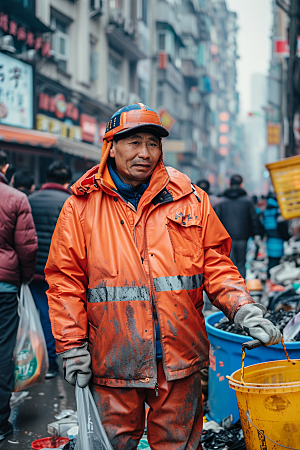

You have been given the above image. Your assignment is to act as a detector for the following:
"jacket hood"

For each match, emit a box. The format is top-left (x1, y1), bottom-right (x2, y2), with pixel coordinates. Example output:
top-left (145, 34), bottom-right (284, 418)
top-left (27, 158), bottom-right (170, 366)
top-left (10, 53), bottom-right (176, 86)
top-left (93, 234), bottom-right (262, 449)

top-left (71, 140), bottom-right (193, 202)
top-left (223, 187), bottom-right (247, 199)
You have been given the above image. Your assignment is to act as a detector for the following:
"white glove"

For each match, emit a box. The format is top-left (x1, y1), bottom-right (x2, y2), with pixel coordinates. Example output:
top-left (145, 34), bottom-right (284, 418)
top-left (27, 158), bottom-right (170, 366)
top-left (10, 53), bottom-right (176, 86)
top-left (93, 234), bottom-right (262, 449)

top-left (234, 303), bottom-right (282, 346)
top-left (61, 344), bottom-right (92, 388)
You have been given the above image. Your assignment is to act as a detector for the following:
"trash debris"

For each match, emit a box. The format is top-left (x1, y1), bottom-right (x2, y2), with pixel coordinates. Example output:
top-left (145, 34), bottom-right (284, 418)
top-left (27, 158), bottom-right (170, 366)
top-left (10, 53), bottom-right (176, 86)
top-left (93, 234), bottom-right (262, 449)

top-left (54, 410), bottom-right (75, 420)
top-left (67, 426), bottom-right (78, 440)
top-left (62, 438), bottom-right (76, 450)
top-left (137, 437), bottom-right (151, 449)
top-left (31, 436), bottom-right (69, 449)
top-left (202, 420), bottom-right (223, 433)
top-left (215, 310), bottom-right (297, 337)
top-left (48, 414), bottom-right (78, 437)
top-left (283, 310), bottom-right (300, 341)
top-left (201, 420), bottom-right (245, 450)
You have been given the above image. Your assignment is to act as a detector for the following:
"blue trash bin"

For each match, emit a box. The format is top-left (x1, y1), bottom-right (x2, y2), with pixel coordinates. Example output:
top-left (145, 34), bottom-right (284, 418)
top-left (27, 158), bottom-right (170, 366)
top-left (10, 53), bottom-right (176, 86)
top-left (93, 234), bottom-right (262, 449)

top-left (205, 311), bottom-right (300, 424)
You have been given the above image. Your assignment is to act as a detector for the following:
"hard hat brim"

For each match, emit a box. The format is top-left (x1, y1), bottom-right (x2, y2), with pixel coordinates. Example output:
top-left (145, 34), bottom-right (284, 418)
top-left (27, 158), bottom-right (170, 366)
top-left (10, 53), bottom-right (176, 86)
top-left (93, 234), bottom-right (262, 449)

top-left (114, 124), bottom-right (169, 139)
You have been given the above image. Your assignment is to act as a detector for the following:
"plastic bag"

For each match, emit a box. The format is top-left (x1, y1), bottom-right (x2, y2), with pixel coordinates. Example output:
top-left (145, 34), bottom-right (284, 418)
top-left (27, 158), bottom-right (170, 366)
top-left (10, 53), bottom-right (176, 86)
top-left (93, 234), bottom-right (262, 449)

top-left (74, 384), bottom-right (113, 450)
top-left (283, 311), bottom-right (300, 341)
top-left (13, 284), bottom-right (48, 392)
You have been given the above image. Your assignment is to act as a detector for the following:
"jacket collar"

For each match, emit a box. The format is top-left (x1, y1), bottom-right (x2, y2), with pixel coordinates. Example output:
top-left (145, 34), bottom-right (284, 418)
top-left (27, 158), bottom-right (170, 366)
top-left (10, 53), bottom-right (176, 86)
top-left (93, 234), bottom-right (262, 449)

top-left (40, 182), bottom-right (71, 194)
top-left (0, 172), bottom-right (8, 185)
top-left (71, 148), bottom-right (193, 204)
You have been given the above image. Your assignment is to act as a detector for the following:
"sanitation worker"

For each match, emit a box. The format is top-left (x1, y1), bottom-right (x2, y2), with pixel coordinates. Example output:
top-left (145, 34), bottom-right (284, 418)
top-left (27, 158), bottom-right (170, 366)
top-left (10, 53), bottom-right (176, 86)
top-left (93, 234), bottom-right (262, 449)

top-left (45, 104), bottom-right (281, 450)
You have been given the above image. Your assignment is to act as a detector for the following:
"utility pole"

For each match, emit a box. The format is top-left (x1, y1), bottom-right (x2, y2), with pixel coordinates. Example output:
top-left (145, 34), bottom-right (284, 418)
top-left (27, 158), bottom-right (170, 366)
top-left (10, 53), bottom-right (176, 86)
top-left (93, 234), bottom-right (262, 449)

top-left (286, 0), bottom-right (298, 157)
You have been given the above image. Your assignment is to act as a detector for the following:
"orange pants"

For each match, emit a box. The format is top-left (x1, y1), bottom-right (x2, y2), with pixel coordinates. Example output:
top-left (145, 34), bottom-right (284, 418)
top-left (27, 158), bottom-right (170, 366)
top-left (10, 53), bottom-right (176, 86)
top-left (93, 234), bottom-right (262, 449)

top-left (91, 362), bottom-right (203, 450)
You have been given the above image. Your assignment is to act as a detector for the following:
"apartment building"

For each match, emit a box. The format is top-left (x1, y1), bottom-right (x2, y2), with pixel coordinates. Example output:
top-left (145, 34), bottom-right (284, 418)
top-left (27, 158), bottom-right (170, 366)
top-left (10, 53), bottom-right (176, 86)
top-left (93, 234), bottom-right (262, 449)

top-left (0, 0), bottom-right (240, 188)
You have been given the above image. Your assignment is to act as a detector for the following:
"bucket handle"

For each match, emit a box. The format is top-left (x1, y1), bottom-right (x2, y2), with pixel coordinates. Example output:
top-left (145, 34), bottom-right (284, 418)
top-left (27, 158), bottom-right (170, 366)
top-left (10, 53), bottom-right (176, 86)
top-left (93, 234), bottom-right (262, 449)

top-left (246, 408), bottom-right (300, 450)
top-left (241, 338), bottom-right (294, 383)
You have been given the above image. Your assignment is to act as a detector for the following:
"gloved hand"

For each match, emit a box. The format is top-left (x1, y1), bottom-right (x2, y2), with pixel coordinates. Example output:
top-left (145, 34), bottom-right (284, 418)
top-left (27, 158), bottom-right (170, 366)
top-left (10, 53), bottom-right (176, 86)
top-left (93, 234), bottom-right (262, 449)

top-left (61, 344), bottom-right (92, 388)
top-left (234, 303), bottom-right (282, 346)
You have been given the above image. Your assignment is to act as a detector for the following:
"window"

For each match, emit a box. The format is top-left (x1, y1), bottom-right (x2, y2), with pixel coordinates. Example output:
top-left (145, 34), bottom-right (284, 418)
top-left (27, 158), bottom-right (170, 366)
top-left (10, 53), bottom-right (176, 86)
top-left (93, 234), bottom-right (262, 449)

top-left (142, 0), bottom-right (147, 25)
top-left (139, 79), bottom-right (149, 105)
top-left (109, 0), bottom-right (122, 9)
top-left (90, 42), bottom-right (99, 81)
top-left (158, 32), bottom-right (166, 51)
top-left (51, 16), bottom-right (69, 72)
top-left (108, 51), bottom-right (122, 89)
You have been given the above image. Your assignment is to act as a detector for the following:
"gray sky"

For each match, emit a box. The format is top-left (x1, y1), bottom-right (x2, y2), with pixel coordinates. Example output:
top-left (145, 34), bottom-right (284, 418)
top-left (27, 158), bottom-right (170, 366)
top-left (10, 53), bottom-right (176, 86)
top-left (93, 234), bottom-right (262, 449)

top-left (226, 0), bottom-right (273, 117)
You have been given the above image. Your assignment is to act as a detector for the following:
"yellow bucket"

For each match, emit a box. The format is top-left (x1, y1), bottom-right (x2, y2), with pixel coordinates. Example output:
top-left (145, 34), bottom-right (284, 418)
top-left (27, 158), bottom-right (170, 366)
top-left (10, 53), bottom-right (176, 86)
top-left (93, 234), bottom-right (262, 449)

top-left (228, 359), bottom-right (300, 450)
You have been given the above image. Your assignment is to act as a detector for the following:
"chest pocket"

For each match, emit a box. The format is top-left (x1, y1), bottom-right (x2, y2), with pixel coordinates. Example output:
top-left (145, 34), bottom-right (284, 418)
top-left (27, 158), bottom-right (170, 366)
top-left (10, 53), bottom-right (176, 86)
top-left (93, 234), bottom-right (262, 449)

top-left (166, 204), bottom-right (202, 258)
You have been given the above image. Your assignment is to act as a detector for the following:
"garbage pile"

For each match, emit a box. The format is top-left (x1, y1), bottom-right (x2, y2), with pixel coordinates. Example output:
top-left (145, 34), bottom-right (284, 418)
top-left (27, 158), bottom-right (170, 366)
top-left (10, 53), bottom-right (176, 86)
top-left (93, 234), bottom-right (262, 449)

top-left (215, 310), bottom-right (299, 339)
top-left (201, 420), bottom-right (246, 450)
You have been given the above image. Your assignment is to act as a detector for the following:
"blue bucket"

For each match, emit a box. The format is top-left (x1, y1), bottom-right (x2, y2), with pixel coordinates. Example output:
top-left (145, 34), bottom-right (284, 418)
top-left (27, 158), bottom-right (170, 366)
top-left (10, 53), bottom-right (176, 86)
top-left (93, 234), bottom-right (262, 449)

top-left (205, 311), bottom-right (300, 424)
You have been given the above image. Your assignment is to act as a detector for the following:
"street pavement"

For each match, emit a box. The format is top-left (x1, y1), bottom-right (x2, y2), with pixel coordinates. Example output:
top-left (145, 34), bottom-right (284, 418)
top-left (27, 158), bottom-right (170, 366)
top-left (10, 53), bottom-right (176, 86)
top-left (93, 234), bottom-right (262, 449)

top-left (0, 361), bottom-right (76, 450)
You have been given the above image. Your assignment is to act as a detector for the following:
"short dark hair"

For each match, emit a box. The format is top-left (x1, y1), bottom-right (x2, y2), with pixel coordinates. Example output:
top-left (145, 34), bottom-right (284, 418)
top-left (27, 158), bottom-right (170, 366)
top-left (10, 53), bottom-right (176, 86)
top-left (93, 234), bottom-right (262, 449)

top-left (230, 174), bottom-right (243, 187)
top-left (46, 161), bottom-right (72, 185)
top-left (13, 170), bottom-right (35, 190)
top-left (196, 179), bottom-right (210, 193)
top-left (0, 150), bottom-right (8, 169)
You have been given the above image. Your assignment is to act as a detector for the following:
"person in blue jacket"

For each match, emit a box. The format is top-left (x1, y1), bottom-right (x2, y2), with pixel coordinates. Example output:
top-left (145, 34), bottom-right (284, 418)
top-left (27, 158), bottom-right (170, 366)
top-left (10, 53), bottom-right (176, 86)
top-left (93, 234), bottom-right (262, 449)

top-left (262, 194), bottom-right (285, 277)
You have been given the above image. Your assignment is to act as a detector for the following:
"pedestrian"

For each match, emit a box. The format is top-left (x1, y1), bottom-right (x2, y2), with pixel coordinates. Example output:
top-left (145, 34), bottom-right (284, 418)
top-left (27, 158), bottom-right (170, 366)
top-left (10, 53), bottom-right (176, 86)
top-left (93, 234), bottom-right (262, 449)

top-left (262, 193), bottom-right (290, 278)
top-left (29, 161), bottom-right (72, 379)
top-left (11, 169), bottom-right (35, 195)
top-left (195, 178), bottom-right (221, 208)
top-left (214, 174), bottom-right (259, 278)
top-left (45, 104), bottom-right (281, 450)
top-left (0, 150), bottom-right (38, 442)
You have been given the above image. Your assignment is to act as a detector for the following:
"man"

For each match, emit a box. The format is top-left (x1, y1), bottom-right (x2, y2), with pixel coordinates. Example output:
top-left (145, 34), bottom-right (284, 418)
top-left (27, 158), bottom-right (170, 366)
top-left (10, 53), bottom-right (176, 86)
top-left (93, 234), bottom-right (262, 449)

top-left (196, 179), bottom-right (221, 208)
top-left (29, 161), bottom-right (72, 378)
top-left (11, 169), bottom-right (35, 195)
top-left (0, 150), bottom-right (37, 441)
top-left (215, 174), bottom-right (259, 278)
top-left (45, 104), bottom-right (281, 450)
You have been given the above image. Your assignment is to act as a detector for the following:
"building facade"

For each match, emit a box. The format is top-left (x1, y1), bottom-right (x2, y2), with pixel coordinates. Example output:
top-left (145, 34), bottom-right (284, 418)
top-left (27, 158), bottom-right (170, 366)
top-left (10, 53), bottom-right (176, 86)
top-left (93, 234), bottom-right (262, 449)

top-left (0, 0), bottom-right (241, 189)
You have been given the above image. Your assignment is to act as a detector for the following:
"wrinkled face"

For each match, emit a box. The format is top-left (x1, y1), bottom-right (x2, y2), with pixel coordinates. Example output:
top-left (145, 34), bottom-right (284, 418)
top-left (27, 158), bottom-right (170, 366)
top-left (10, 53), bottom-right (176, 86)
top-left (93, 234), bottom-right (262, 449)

top-left (110, 132), bottom-right (162, 187)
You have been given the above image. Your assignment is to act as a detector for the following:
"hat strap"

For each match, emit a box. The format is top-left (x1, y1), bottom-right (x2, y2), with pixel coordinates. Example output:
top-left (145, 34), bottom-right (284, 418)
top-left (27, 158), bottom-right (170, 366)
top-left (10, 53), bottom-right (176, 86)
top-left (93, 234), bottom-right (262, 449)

top-left (96, 139), bottom-right (112, 179)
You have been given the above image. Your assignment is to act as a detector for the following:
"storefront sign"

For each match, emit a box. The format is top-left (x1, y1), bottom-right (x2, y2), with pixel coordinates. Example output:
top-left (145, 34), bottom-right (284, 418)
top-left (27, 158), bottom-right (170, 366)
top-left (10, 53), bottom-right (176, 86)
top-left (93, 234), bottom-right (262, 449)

top-left (38, 93), bottom-right (79, 121)
top-left (0, 52), bottom-right (33, 128)
top-left (80, 114), bottom-right (97, 143)
top-left (267, 122), bottom-right (280, 146)
top-left (0, 11), bottom-right (51, 57)
top-left (36, 113), bottom-right (82, 141)
top-left (158, 108), bottom-right (175, 132)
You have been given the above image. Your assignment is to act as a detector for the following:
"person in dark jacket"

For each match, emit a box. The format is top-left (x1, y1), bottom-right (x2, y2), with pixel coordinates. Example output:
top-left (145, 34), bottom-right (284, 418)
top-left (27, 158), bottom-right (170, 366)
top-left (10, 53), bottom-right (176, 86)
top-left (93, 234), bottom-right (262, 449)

top-left (215, 174), bottom-right (259, 278)
top-left (29, 161), bottom-right (72, 378)
top-left (11, 169), bottom-right (35, 196)
top-left (0, 150), bottom-right (37, 442)
top-left (196, 179), bottom-right (221, 208)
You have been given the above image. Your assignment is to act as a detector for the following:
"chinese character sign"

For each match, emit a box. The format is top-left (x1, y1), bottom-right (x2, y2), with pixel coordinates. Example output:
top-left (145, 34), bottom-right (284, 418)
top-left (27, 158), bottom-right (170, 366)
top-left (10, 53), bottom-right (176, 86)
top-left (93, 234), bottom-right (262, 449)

top-left (0, 52), bottom-right (33, 129)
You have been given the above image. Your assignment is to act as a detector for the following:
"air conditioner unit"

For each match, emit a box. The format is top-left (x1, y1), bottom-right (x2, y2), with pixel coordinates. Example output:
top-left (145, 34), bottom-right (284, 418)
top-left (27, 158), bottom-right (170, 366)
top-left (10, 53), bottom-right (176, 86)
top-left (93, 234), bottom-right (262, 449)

top-left (123, 18), bottom-right (135, 37)
top-left (90, 0), bottom-right (103, 18)
top-left (114, 85), bottom-right (127, 105)
top-left (128, 92), bottom-right (140, 105)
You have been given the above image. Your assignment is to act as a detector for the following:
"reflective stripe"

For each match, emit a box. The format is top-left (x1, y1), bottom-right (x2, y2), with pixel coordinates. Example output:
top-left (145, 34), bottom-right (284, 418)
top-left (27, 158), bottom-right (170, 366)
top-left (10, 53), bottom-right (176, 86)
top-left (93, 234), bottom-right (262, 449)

top-left (153, 273), bottom-right (203, 292)
top-left (87, 286), bottom-right (150, 303)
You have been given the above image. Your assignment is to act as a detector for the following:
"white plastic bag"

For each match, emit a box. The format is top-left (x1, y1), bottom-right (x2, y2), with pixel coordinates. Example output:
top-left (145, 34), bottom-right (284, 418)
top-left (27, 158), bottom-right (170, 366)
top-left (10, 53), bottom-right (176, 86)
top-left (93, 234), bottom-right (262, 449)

top-left (74, 384), bottom-right (114, 450)
top-left (13, 284), bottom-right (49, 391)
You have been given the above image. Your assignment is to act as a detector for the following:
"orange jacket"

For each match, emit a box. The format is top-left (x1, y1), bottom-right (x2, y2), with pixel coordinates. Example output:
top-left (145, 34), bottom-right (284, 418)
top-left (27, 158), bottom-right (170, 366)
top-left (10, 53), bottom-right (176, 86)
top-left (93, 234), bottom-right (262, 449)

top-left (45, 155), bottom-right (253, 388)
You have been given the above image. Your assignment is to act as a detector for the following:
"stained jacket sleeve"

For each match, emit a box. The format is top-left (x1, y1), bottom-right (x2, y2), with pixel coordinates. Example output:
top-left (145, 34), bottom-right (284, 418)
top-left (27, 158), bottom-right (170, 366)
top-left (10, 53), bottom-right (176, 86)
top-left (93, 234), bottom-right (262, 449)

top-left (200, 191), bottom-right (254, 321)
top-left (15, 195), bottom-right (38, 283)
top-left (45, 197), bottom-right (88, 353)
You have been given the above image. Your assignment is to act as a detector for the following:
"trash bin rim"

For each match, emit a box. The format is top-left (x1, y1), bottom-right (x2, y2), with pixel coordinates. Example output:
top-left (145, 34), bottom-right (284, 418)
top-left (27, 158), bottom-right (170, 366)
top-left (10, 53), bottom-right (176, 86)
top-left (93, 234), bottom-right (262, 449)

top-left (205, 311), bottom-right (300, 349)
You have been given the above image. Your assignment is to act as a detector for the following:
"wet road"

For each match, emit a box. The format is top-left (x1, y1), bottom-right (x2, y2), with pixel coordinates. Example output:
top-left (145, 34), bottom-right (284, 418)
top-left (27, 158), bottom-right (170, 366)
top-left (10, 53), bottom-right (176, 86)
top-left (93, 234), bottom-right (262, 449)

top-left (0, 361), bottom-right (76, 450)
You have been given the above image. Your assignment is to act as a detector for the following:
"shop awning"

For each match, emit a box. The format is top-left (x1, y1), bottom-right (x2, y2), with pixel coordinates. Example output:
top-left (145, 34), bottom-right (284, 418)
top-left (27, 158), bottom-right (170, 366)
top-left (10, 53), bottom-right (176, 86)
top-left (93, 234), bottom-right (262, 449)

top-left (56, 137), bottom-right (100, 162)
top-left (0, 124), bottom-right (57, 148)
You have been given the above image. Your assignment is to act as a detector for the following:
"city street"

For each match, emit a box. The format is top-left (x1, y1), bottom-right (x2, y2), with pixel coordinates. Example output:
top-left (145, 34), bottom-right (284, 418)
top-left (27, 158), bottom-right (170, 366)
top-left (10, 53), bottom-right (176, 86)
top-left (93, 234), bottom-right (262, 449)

top-left (0, 362), bottom-right (76, 449)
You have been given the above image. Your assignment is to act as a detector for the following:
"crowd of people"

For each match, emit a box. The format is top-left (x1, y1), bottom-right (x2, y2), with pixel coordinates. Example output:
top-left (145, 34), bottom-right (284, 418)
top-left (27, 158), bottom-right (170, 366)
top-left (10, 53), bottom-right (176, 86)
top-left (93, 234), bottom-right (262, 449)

top-left (0, 150), bottom-right (72, 441)
top-left (0, 102), bottom-right (283, 448)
